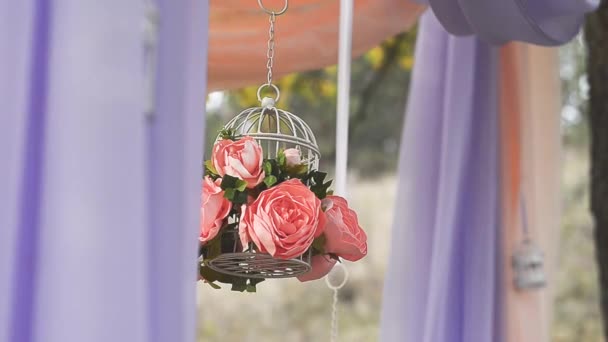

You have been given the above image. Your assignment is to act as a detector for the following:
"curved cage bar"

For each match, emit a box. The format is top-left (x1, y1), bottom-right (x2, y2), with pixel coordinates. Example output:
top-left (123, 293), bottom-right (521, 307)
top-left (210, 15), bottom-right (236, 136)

top-left (216, 106), bottom-right (321, 171)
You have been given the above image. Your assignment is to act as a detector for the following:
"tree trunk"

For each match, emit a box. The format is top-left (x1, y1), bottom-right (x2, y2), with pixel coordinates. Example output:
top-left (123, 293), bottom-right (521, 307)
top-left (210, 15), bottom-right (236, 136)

top-left (585, 2), bottom-right (608, 340)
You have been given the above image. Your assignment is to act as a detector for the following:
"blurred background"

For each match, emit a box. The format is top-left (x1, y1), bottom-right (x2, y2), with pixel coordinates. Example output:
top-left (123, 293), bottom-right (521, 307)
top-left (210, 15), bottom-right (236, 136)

top-left (197, 31), bottom-right (603, 341)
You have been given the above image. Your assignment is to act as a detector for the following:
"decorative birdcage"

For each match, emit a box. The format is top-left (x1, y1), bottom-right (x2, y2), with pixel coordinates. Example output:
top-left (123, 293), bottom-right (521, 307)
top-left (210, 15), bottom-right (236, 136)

top-left (512, 239), bottom-right (547, 290)
top-left (204, 89), bottom-right (321, 279)
top-left (200, 0), bottom-right (327, 283)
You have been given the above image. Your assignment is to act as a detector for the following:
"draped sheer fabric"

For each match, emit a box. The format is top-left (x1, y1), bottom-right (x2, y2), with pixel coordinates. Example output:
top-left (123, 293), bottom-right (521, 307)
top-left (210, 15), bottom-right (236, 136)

top-left (379, 13), bottom-right (501, 342)
top-left (0, 1), bottom-right (208, 341)
top-left (379, 0), bottom-right (592, 340)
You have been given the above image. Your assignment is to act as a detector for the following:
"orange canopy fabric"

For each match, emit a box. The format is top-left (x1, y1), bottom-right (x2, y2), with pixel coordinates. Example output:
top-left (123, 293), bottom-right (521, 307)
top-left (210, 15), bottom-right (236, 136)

top-left (208, 1), bottom-right (426, 90)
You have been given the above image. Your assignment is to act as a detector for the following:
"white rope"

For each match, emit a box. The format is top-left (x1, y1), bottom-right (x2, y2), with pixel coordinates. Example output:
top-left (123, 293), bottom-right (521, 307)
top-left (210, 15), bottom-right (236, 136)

top-left (330, 287), bottom-right (339, 342)
top-left (334, 0), bottom-right (353, 197)
top-left (325, 263), bottom-right (349, 342)
top-left (328, 2), bottom-right (353, 340)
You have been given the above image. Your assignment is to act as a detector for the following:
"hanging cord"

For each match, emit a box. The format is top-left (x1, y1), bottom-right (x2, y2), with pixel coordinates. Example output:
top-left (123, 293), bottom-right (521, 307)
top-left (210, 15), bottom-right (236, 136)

top-left (334, 0), bottom-right (354, 196)
top-left (325, 263), bottom-right (349, 342)
top-left (328, 1), bottom-right (354, 341)
top-left (519, 190), bottom-right (530, 240)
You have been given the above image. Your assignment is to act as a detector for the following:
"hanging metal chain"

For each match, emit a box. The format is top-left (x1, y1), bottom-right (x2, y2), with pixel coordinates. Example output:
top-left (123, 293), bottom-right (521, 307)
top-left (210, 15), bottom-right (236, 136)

top-left (256, 0), bottom-right (288, 104)
top-left (266, 13), bottom-right (276, 86)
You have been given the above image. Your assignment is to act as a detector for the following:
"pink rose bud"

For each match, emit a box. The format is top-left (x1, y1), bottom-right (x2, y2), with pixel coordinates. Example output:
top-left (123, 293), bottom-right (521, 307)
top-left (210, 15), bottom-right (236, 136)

top-left (297, 255), bottom-right (337, 282)
top-left (323, 195), bottom-right (367, 262)
top-left (283, 148), bottom-right (302, 166)
top-left (212, 136), bottom-right (265, 188)
top-left (200, 176), bottom-right (232, 243)
top-left (239, 179), bottom-right (326, 259)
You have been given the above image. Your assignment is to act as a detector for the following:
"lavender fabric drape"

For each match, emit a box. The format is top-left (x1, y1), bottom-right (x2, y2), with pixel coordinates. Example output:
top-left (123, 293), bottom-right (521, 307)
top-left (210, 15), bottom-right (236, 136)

top-left (379, 12), bottom-right (500, 342)
top-left (380, 0), bottom-right (596, 340)
top-left (0, 1), bottom-right (208, 341)
top-left (425, 0), bottom-right (598, 45)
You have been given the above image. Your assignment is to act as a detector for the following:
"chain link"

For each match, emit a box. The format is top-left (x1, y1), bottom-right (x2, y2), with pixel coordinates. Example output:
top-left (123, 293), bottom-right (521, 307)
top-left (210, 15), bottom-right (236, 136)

top-left (265, 12), bottom-right (276, 86)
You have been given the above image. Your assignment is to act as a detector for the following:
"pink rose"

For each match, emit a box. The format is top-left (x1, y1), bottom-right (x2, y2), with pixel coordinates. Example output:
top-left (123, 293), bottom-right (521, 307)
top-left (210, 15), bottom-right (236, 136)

top-left (200, 176), bottom-right (232, 243)
top-left (323, 195), bottom-right (367, 261)
top-left (297, 255), bottom-right (336, 282)
top-left (239, 179), bottom-right (326, 259)
top-left (283, 148), bottom-right (302, 166)
top-left (212, 136), bottom-right (265, 188)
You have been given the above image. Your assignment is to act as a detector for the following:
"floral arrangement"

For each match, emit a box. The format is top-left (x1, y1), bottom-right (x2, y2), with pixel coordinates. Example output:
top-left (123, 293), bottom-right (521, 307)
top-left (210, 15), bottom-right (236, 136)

top-left (199, 130), bottom-right (367, 291)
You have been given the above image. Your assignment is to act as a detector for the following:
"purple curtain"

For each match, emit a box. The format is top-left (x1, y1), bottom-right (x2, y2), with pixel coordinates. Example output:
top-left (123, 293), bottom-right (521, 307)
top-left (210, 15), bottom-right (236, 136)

top-left (379, 12), bottom-right (500, 342)
top-left (0, 1), bottom-right (208, 341)
top-left (380, 1), bottom-right (595, 340)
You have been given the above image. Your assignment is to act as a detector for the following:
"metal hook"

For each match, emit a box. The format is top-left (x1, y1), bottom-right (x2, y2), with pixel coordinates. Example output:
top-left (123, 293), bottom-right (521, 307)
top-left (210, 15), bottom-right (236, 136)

top-left (257, 0), bottom-right (288, 15)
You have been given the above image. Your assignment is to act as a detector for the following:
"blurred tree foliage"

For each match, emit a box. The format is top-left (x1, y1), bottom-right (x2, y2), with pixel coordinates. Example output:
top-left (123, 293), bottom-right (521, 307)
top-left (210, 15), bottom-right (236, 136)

top-left (206, 29), bottom-right (417, 176)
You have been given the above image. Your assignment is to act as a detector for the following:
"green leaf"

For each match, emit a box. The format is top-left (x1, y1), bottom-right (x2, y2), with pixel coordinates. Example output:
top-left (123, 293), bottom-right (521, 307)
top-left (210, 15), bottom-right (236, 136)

top-left (263, 160), bottom-right (273, 175)
top-left (277, 151), bottom-right (286, 168)
top-left (204, 160), bottom-right (218, 175)
top-left (220, 175), bottom-right (239, 189)
top-left (249, 278), bottom-right (265, 287)
top-left (223, 188), bottom-right (236, 201)
top-left (264, 175), bottom-right (277, 187)
top-left (231, 282), bottom-right (248, 292)
top-left (218, 128), bottom-right (238, 140)
top-left (206, 281), bottom-right (221, 290)
top-left (235, 179), bottom-right (248, 192)
top-left (285, 164), bottom-right (308, 176)
top-left (233, 191), bottom-right (249, 204)
top-left (326, 190), bottom-right (334, 196)
top-left (246, 285), bottom-right (257, 293)
top-left (203, 234), bottom-right (223, 261)
top-left (313, 172), bottom-right (327, 185)
top-left (312, 234), bottom-right (327, 254)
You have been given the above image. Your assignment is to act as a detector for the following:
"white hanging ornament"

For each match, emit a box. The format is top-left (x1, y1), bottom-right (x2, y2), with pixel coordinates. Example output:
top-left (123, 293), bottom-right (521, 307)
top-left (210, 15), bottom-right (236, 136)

top-left (511, 195), bottom-right (547, 290)
top-left (512, 238), bottom-right (547, 290)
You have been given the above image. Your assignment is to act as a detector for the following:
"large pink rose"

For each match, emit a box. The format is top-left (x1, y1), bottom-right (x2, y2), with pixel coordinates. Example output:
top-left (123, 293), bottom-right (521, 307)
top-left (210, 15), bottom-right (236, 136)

top-left (212, 136), bottom-right (265, 188)
top-left (200, 176), bottom-right (232, 243)
top-left (297, 255), bottom-right (336, 282)
top-left (323, 195), bottom-right (367, 261)
top-left (239, 179), bottom-right (326, 259)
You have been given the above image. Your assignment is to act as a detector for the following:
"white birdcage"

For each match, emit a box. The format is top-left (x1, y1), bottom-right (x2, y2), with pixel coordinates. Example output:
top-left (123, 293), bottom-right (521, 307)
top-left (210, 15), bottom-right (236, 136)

top-left (512, 239), bottom-right (547, 290)
top-left (205, 94), bottom-right (320, 279)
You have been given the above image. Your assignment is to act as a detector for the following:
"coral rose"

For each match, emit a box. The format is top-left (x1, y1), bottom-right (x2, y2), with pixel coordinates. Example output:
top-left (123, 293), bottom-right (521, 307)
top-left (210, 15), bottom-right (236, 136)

top-left (239, 179), bottom-right (326, 259)
top-left (323, 195), bottom-right (367, 261)
top-left (200, 176), bottom-right (232, 243)
top-left (212, 136), bottom-right (265, 188)
top-left (297, 255), bottom-right (337, 282)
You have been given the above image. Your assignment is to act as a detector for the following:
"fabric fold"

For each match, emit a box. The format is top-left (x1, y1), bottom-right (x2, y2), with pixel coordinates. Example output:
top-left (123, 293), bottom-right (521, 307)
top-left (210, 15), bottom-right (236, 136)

top-left (426, 0), bottom-right (598, 45)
